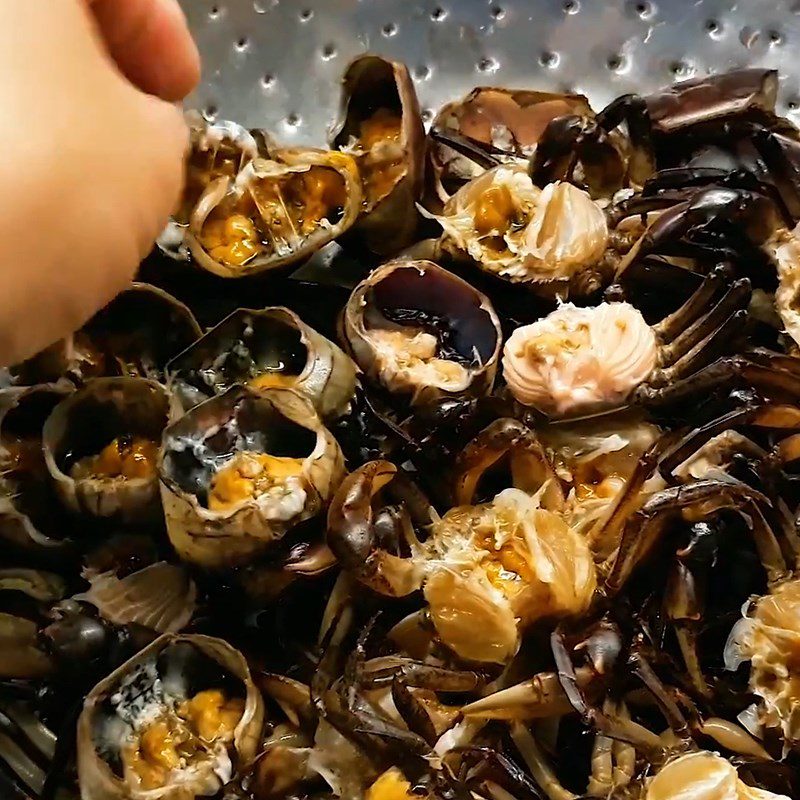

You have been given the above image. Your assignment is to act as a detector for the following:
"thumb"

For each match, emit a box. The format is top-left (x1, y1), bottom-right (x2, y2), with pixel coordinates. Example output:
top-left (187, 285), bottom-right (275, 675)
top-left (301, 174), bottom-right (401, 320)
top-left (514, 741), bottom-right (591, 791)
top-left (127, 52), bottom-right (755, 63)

top-left (126, 93), bottom-right (190, 258)
top-left (88, 0), bottom-right (201, 102)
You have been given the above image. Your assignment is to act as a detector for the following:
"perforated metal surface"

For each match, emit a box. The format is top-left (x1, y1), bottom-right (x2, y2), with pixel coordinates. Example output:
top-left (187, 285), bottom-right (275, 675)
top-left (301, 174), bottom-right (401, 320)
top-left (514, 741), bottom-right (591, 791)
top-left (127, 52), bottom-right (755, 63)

top-left (180, 0), bottom-right (800, 144)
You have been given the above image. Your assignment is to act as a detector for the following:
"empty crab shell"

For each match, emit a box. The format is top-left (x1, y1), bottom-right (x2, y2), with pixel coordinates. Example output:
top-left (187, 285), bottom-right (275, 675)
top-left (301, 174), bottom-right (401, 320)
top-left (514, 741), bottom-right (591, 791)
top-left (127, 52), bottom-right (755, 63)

top-left (42, 378), bottom-right (171, 522)
top-left (428, 87), bottom-right (593, 208)
top-left (158, 386), bottom-right (344, 569)
top-left (331, 54), bottom-right (425, 254)
top-left (188, 148), bottom-right (362, 277)
top-left (342, 259), bottom-right (501, 405)
top-left (83, 283), bottom-right (202, 381)
top-left (433, 165), bottom-right (609, 292)
top-left (77, 633), bottom-right (264, 800)
top-left (166, 307), bottom-right (356, 419)
top-left (159, 112), bottom-right (265, 260)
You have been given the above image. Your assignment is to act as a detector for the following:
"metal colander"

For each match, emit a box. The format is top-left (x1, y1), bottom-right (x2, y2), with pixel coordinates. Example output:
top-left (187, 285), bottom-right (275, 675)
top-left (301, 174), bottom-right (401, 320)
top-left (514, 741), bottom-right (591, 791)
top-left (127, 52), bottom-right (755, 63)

top-left (180, 0), bottom-right (800, 143)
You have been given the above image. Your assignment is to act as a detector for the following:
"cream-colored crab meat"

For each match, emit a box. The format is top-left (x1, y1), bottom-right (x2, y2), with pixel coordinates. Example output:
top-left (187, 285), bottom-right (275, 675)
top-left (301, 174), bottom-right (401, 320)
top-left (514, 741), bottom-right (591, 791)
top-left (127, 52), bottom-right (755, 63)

top-left (437, 168), bottom-right (608, 284)
top-left (725, 577), bottom-right (800, 746)
top-left (503, 302), bottom-right (658, 417)
top-left (645, 751), bottom-right (789, 800)
top-left (769, 224), bottom-right (800, 348)
top-left (423, 488), bottom-right (596, 663)
top-left (363, 328), bottom-right (471, 396)
top-left (207, 452), bottom-right (308, 521)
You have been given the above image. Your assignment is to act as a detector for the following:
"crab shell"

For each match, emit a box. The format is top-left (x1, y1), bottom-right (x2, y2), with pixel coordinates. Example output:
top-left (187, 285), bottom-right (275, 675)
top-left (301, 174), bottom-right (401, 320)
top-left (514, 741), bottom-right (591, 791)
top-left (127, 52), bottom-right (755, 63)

top-left (77, 561), bottom-right (197, 634)
top-left (166, 306), bottom-right (356, 419)
top-left (0, 384), bottom-right (76, 559)
top-left (77, 633), bottom-right (265, 800)
top-left (42, 378), bottom-right (171, 523)
top-left (188, 148), bottom-right (362, 278)
top-left (158, 112), bottom-right (266, 260)
top-left (5, 335), bottom-right (104, 388)
top-left (644, 68), bottom-right (778, 135)
top-left (158, 386), bottom-right (345, 569)
top-left (427, 87), bottom-right (594, 209)
top-left (331, 55), bottom-right (425, 255)
top-left (342, 259), bottom-right (502, 406)
top-left (84, 283), bottom-right (202, 382)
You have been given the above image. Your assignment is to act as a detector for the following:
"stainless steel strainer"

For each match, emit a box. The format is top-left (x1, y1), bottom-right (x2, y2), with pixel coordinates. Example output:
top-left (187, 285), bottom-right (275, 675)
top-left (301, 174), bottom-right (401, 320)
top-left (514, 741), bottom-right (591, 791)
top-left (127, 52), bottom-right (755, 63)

top-left (179, 0), bottom-right (800, 144)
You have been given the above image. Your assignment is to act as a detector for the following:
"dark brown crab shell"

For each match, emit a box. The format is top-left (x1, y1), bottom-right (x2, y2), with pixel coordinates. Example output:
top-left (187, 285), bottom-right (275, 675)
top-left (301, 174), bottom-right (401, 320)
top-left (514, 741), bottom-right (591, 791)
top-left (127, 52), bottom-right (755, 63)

top-left (158, 386), bottom-right (345, 569)
top-left (426, 87), bottom-right (594, 210)
top-left (330, 55), bottom-right (425, 255)
top-left (2, 284), bottom-right (200, 387)
top-left (0, 384), bottom-right (75, 559)
top-left (165, 306), bottom-right (356, 419)
top-left (82, 282), bottom-right (202, 382)
top-left (42, 378), bottom-right (171, 523)
top-left (188, 148), bottom-right (362, 278)
top-left (342, 259), bottom-right (502, 406)
top-left (2, 336), bottom-right (104, 388)
top-left (77, 633), bottom-right (265, 800)
top-left (644, 68), bottom-right (778, 135)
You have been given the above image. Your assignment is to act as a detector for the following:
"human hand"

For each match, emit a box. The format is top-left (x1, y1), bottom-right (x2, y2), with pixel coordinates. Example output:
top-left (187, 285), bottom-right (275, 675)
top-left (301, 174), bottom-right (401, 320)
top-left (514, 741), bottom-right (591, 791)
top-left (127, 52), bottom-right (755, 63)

top-left (0, 0), bottom-right (200, 366)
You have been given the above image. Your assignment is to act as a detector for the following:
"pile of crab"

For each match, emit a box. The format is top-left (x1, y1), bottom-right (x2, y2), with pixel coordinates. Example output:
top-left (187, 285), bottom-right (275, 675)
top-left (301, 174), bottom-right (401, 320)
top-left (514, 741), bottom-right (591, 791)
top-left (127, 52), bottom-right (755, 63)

top-left (4, 59), bottom-right (800, 800)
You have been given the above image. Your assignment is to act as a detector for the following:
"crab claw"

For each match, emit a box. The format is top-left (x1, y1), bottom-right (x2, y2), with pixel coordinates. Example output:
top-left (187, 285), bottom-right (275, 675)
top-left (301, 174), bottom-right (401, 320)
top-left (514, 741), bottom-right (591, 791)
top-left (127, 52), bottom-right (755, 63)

top-left (326, 461), bottom-right (424, 597)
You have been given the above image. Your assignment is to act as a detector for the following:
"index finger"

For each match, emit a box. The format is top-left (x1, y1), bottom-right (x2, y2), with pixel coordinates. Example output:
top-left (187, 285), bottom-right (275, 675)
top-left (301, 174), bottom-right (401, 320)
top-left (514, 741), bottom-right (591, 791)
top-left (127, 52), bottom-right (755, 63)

top-left (88, 0), bottom-right (200, 102)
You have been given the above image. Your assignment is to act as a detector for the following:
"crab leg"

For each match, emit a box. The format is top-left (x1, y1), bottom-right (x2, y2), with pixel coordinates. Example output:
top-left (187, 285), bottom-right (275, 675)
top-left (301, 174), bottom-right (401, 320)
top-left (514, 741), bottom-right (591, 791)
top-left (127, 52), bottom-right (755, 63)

top-left (457, 747), bottom-right (547, 800)
top-left (650, 308), bottom-right (747, 387)
top-left (587, 700), bottom-right (635, 797)
top-left (651, 262), bottom-right (731, 340)
top-left (658, 278), bottom-right (751, 365)
top-left (550, 631), bottom-right (664, 754)
top-left (621, 256), bottom-right (705, 297)
top-left (605, 480), bottom-right (787, 594)
top-left (391, 677), bottom-right (438, 746)
top-left (509, 722), bottom-right (578, 800)
top-left (637, 356), bottom-right (800, 407)
top-left (642, 167), bottom-right (738, 195)
top-left (607, 191), bottom-right (688, 226)
top-left (698, 717), bottom-right (772, 760)
top-left (630, 653), bottom-right (691, 743)
top-left (665, 562), bottom-right (710, 697)
top-left (658, 407), bottom-right (767, 481)
top-left (428, 128), bottom-right (506, 170)
top-left (361, 662), bottom-right (483, 692)
top-left (588, 445), bottom-right (661, 561)
top-left (587, 729), bottom-right (613, 797)
top-left (595, 93), bottom-right (655, 185)
top-left (461, 667), bottom-right (600, 721)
